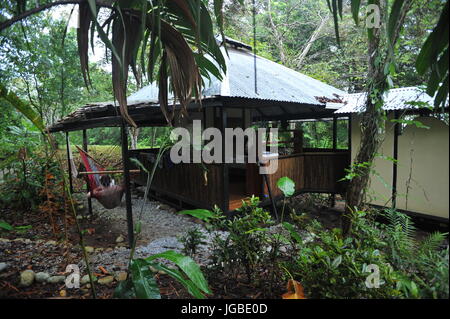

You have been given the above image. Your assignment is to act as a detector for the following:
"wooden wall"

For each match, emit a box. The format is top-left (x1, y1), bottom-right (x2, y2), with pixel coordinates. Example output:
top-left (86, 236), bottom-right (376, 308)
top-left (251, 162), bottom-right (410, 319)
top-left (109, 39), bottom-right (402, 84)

top-left (264, 152), bottom-right (350, 197)
top-left (131, 150), bottom-right (224, 210)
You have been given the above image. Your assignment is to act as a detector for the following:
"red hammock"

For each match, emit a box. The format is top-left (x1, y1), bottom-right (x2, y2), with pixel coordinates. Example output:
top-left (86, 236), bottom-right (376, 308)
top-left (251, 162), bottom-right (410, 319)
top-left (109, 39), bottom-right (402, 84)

top-left (76, 146), bottom-right (124, 209)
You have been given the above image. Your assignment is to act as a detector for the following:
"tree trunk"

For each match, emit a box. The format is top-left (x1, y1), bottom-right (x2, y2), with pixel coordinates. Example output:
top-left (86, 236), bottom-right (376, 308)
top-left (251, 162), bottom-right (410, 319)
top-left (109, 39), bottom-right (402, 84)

top-left (343, 0), bottom-right (413, 234)
top-left (129, 127), bottom-right (140, 150)
top-left (296, 14), bottom-right (329, 69)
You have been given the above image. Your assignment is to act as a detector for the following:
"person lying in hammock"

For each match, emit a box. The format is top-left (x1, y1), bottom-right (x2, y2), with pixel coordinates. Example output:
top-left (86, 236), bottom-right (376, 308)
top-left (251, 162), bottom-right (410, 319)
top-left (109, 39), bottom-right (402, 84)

top-left (88, 175), bottom-right (125, 209)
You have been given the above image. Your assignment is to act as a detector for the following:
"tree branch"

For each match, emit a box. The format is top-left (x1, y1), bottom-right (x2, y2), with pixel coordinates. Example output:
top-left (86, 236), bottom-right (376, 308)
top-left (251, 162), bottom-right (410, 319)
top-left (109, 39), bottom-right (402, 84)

top-left (0, 0), bottom-right (114, 32)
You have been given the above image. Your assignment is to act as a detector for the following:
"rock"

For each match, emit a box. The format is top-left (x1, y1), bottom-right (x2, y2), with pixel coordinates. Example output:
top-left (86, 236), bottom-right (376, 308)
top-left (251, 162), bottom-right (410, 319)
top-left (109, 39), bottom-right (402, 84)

top-left (46, 240), bottom-right (58, 246)
top-left (0, 262), bottom-right (8, 272)
top-left (0, 238), bottom-right (10, 243)
top-left (98, 276), bottom-right (114, 285)
top-left (80, 274), bottom-right (97, 285)
top-left (59, 290), bottom-right (67, 297)
top-left (35, 272), bottom-right (50, 283)
top-left (19, 270), bottom-right (35, 287)
top-left (47, 275), bottom-right (66, 284)
top-left (84, 246), bottom-right (94, 253)
top-left (114, 271), bottom-right (127, 282)
top-left (157, 204), bottom-right (171, 211)
top-left (115, 235), bottom-right (125, 243)
top-left (95, 248), bottom-right (104, 253)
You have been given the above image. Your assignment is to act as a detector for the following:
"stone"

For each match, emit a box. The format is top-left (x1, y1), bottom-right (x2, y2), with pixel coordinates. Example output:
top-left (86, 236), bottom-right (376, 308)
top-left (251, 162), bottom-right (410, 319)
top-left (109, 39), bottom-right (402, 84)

top-left (95, 248), bottom-right (104, 253)
top-left (80, 274), bottom-right (97, 285)
top-left (47, 275), bottom-right (66, 284)
top-left (0, 238), bottom-right (10, 243)
top-left (157, 204), bottom-right (171, 211)
top-left (114, 271), bottom-right (127, 282)
top-left (0, 262), bottom-right (8, 272)
top-left (35, 272), bottom-right (50, 283)
top-left (115, 235), bottom-right (124, 243)
top-left (46, 240), bottom-right (58, 246)
top-left (19, 270), bottom-right (35, 287)
top-left (98, 275), bottom-right (114, 285)
top-left (84, 246), bottom-right (94, 253)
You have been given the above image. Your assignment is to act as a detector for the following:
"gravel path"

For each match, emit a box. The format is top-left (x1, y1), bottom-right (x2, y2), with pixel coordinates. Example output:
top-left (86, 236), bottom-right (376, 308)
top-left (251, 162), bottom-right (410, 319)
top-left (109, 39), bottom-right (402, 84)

top-left (75, 194), bottom-right (228, 273)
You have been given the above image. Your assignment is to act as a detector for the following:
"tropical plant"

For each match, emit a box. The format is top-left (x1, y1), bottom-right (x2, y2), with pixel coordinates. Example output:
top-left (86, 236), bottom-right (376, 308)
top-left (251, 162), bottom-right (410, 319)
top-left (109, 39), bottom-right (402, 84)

top-left (114, 221), bottom-right (211, 299)
top-left (0, 0), bottom-right (236, 127)
top-left (179, 227), bottom-right (207, 257)
top-left (276, 176), bottom-right (295, 222)
top-left (282, 207), bottom-right (448, 299)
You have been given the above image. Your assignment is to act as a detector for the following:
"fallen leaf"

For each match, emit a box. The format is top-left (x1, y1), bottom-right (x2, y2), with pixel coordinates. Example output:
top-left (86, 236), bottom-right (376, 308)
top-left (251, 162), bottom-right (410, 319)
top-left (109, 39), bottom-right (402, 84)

top-left (282, 279), bottom-right (306, 299)
top-left (99, 266), bottom-right (109, 274)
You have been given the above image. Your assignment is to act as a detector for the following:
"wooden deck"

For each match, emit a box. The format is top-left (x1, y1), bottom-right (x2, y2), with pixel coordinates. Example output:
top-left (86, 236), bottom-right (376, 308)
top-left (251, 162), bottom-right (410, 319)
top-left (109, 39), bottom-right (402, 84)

top-left (229, 181), bottom-right (248, 210)
top-left (130, 149), bottom-right (350, 213)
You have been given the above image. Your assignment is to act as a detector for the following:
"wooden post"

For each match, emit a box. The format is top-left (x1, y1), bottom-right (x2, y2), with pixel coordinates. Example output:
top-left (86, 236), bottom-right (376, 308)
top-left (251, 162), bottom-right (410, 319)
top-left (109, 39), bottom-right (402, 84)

top-left (392, 111), bottom-right (400, 208)
top-left (82, 130), bottom-right (93, 217)
top-left (348, 115), bottom-right (352, 152)
top-left (293, 130), bottom-right (303, 154)
top-left (121, 122), bottom-right (134, 247)
top-left (332, 116), bottom-right (338, 151)
top-left (221, 108), bottom-right (229, 212)
top-left (65, 132), bottom-right (73, 194)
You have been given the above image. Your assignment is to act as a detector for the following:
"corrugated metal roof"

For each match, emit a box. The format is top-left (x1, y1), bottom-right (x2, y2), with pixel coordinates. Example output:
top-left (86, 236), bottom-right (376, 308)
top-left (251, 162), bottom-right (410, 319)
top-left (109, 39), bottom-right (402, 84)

top-left (128, 44), bottom-right (345, 106)
top-left (334, 87), bottom-right (445, 114)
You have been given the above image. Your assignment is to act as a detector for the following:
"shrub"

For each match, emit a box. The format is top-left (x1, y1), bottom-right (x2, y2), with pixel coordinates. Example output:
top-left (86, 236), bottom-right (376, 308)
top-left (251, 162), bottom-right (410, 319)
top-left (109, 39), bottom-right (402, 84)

top-left (282, 208), bottom-right (449, 299)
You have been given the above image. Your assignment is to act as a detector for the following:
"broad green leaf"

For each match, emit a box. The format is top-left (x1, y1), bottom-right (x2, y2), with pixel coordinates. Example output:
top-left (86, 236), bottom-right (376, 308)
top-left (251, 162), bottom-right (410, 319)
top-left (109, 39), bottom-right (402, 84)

top-left (130, 259), bottom-right (161, 299)
top-left (0, 221), bottom-right (14, 231)
top-left (178, 209), bottom-right (215, 221)
top-left (277, 177), bottom-right (295, 197)
top-left (0, 84), bottom-right (44, 131)
top-left (282, 222), bottom-right (302, 244)
top-left (351, 0), bottom-right (361, 25)
top-left (146, 261), bottom-right (206, 299)
top-left (144, 250), bottom-right (211, 295)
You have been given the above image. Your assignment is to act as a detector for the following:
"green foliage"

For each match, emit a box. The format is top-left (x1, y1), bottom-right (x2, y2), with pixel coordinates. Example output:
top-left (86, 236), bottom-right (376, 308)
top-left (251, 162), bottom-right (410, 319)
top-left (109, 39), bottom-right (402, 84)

top-left (114, 250), bottom-right (211, 299)
top-left (208, 196), bottom-right (275, 283)
top-left (179, 228), bottom-right (207, 257)
top-left (282, 208), bottom-right (448, 299)
top-left (277, 177), bottom-right (295, 197)
top-left (0, 220), bottom-right (32, 233)
top-left (179, 209), bottom-right (217, 222)
top-left (0, 220), bottom-right (14, 231)
top-left (0, 152), bottom-right (61, 210)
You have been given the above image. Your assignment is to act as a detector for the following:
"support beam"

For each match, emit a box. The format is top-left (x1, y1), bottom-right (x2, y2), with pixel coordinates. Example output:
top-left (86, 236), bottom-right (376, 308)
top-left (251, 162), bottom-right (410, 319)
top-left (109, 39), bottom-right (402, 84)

top-left (65, 132), bottom-right (73, 194)
top-left (221, 108), bottom-right (229, 212)
top-left (82, 130), bottom-right (93, 217)
top-left (121, 122), bottom-right (134, 247)
top-left (392, 111), bottom-right (400, 207)
top-left (332, 116), bottom-right (338, 151)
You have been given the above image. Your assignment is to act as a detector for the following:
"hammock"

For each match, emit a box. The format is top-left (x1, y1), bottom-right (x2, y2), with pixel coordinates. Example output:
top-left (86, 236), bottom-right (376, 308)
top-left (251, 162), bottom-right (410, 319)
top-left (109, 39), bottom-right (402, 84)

top-left (76, 146), bottom-right (124, 209)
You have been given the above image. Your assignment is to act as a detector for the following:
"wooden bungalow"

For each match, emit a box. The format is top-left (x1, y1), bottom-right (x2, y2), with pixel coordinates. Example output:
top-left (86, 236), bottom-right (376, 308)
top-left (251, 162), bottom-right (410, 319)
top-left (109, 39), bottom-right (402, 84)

top-left (48, 38), bottom-right (351, 244)
top-left (333, 87), bottom-right (449, 225)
